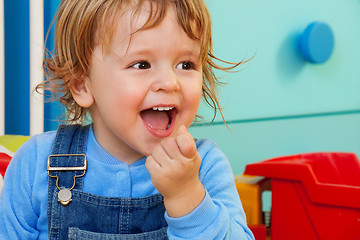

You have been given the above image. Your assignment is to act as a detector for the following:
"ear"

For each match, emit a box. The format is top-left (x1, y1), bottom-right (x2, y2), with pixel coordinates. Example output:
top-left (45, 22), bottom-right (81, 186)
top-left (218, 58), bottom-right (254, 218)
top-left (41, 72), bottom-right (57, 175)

top-left (70, 77), bottom-right (94, 108)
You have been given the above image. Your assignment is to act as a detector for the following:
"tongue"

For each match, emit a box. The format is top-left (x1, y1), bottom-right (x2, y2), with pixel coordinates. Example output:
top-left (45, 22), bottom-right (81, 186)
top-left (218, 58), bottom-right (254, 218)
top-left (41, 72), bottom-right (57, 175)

top-left (141, 109), bottom-right (170, 130)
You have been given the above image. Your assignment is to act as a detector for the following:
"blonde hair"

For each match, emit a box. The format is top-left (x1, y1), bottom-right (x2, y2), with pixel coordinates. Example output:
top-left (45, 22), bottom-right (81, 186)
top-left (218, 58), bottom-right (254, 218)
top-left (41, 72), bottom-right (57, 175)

top-left (38, 0), bottom-right (245, 124)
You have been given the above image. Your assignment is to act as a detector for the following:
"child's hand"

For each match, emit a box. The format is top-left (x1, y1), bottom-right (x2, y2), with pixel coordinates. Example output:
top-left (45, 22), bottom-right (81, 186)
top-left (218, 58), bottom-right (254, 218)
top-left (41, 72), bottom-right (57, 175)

top-left (146, 125), bottom-right (205, 218)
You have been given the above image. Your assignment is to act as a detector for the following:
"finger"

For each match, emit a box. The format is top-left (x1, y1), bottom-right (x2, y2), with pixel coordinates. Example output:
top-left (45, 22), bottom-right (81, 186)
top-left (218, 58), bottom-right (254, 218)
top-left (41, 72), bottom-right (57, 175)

top-left (145, 155), bottom-right (161, 173)
top-left (176, 126), bottom-right (197, 158)
top-left (178, 125), bottom-right (187, 135)
top-left (161, 137), bottom-right (181, 160)
top-left (151, 143), bottom-right (171, 166)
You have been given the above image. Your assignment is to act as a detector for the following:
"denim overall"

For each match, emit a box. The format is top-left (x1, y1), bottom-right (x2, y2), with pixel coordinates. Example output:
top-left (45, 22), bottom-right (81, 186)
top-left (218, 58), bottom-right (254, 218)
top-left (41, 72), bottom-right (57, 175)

top-left (47, 125), bottom-right (168, 240)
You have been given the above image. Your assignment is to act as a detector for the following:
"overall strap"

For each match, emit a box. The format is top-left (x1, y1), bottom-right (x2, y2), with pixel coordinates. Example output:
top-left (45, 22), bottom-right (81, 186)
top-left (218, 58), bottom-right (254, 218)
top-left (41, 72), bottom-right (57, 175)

top-left (47, 124), bottom-right (90, 239)
top-left (48, 124), bottom-right (89, 190)
top-left (51, 124), bottom-right (89, 155)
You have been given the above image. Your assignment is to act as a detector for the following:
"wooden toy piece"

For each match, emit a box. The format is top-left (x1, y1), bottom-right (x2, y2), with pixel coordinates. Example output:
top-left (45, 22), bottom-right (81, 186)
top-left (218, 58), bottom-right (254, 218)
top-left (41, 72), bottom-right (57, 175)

top-left (235, 174), bottom-right (271, 240)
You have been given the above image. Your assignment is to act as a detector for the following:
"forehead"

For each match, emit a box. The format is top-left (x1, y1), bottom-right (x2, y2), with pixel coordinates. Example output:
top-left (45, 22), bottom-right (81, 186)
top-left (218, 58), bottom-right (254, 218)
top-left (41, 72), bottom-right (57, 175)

top-left (109, 5), bottom-right (201, 57)
top-left (96, 1), bottom-right (204, 54)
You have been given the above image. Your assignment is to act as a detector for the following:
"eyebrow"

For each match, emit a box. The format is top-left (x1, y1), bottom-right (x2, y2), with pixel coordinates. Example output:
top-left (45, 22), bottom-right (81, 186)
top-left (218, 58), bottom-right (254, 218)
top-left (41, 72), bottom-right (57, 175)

top-left (124, 48), bottom-right (201, 59)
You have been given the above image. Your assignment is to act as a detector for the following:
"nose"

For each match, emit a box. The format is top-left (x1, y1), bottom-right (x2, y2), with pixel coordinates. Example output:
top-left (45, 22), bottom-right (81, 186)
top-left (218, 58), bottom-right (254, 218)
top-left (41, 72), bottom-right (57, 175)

top-left (151, 67), bottom-right (180, 92)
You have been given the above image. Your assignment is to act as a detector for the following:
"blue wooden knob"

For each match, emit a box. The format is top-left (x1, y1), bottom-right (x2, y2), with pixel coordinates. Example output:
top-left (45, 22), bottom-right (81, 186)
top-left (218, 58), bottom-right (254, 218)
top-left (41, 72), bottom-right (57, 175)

top-left (299, 22), bottom-right (334, 64)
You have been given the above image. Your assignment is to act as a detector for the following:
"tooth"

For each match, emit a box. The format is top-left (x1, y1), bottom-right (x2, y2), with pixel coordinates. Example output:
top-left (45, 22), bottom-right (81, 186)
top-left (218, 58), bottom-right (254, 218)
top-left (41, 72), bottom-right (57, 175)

top-left (152, 106), bottom-right (174, 111)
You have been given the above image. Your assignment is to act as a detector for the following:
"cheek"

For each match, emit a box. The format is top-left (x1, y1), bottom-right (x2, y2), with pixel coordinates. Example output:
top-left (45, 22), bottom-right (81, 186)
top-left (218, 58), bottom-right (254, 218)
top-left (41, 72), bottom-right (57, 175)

top-left (193, 79), bottom-right (203, 105)
top-left (104, 81), bottom-right (144, 106)
top-left (191, 89), bottom-right (202, 109)
top-left (184, 82), bottom-right (203, 116)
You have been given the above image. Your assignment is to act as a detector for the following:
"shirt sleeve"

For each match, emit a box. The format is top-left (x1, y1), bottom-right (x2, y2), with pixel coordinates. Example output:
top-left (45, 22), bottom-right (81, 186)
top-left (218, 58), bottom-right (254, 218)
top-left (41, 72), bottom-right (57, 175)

top-left (0, 136), bottom-right (40, 239)
top-left (165, 139), bottom-right (254, 240)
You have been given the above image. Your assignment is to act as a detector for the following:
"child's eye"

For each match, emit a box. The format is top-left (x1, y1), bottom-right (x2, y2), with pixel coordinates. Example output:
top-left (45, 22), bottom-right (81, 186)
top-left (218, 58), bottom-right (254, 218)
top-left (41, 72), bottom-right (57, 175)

top-left (176, 61), bottom-right (195, 70)
top-left (130, 61), bottom-right (151, 69)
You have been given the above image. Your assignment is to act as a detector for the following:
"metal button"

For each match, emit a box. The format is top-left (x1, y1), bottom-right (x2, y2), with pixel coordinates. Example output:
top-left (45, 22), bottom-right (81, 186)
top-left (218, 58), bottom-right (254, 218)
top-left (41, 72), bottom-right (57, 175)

top-left (58, 188), bottom-right (72, 206)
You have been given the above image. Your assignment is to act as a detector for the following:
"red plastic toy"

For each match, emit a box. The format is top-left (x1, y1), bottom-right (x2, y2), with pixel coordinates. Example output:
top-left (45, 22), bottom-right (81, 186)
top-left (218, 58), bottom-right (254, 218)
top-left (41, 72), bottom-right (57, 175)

top-left (248, 225), bottom-right (267, 240)
top-left (0, 152), bottom-right (12, 177)
top-left (244, 152), bottom-right (360, 240)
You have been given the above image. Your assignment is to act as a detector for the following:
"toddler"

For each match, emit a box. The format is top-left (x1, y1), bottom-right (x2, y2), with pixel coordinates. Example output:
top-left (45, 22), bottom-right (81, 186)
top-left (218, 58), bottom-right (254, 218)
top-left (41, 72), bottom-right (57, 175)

top-left (0, 0), bottom-right (254, 239)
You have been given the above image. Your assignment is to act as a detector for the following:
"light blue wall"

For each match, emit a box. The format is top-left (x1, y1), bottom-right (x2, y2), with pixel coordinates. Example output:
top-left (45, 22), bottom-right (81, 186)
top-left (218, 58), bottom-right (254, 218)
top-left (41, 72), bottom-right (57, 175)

top-left (190, 113), bottom-right (360, 174)
top-left (200, 0), bottom-right (360, 122)
top-left (189, 0), bottom-right (360, 174)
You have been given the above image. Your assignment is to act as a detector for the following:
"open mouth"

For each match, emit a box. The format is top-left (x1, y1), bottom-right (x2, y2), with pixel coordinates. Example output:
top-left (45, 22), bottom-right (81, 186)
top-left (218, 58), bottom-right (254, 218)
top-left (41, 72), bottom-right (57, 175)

top-left (140, 106), bottom-right (177, 137)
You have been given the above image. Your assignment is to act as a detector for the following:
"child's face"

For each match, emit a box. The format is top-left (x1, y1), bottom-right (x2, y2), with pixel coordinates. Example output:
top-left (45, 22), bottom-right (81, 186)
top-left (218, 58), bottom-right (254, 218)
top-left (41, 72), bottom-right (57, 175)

top-left (81, 5), bottom-right (203, 163)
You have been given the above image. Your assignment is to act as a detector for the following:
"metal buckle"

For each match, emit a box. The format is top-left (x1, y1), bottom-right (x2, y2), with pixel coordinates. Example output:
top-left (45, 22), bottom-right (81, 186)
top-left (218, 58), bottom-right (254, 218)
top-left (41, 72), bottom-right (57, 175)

top-left (47, 154), bottom-right (87, 172)
top-left (47, 154), bottom-right (87, 206)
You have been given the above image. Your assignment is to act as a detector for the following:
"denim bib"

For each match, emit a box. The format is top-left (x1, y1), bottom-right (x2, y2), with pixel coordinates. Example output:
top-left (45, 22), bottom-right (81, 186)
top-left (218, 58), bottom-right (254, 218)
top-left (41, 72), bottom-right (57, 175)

top-left (47, 125), bottom-right (168, 240)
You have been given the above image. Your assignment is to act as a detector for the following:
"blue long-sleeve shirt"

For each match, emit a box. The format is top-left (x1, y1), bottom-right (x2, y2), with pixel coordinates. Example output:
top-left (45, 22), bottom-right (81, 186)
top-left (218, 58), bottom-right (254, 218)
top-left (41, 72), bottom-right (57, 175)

top-left (0, 126), bottom-right (254, 240)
